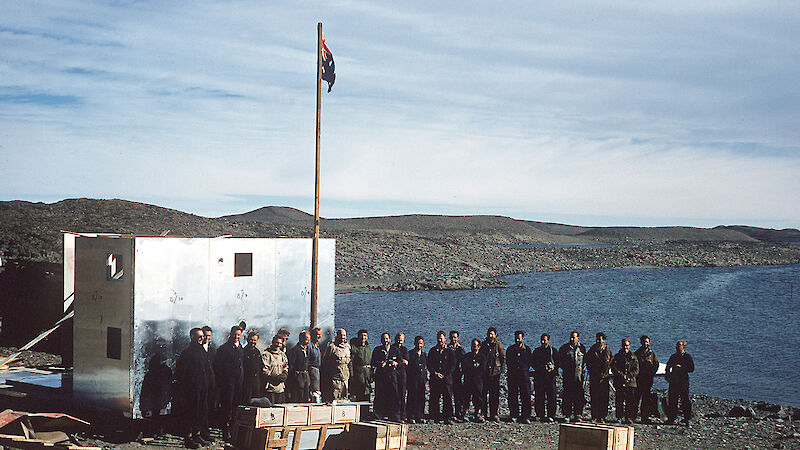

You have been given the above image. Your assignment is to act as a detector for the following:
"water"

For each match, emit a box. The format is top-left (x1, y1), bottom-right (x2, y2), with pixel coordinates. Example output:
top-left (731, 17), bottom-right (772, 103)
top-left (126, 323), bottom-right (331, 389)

top-left (336, 264), bottom-right (800, 407)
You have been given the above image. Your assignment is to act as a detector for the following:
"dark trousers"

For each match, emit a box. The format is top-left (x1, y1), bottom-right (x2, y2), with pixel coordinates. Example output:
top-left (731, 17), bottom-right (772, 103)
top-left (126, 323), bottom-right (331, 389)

top-left (429, 378), bottom-right (453, 420)
top-left (635, 377), bottom-right (654, 420)
top-left (464, 379), bottom-right (485, 416)
top-left (374, 371), bottom-right (399, 419)
top-left (452, 376), bottom-right (466, 418)
top-left (183, 388), bottom-right (209, 436)
top-left (668, 382), bottom-right (692, 421)
top-left (615, 383), bottom-right (637, 420)
top-left (534, 374), bottom-right (557, 419)
top-left (589, 377), bottom-right (610, 420)
top-left (289, 371), bottom-right (310, 403)
top-left (406, 378), bottom-right (426, 421)
top-left (482, 374), bottom-right (501, 417)
top-left (217, 382), bottom-right (241, 433)
top-left (266, 391), bottom-right (285, 405)
top-left (562, 379), bottom-right (585, 419)
top-left (397, 373), bottom-right (407, 420)
top-left (508, 372), bottom-right (531, 419)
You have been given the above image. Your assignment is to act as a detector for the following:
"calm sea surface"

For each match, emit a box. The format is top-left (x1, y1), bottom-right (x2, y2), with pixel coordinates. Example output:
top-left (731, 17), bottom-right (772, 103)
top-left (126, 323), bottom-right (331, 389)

top-left (336, 264), bottom-right (800, 407)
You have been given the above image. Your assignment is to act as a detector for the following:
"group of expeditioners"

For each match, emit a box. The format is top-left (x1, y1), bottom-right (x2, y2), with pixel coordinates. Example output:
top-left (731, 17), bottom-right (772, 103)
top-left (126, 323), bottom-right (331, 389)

top-left (173, 324), bottom-right (695, 448)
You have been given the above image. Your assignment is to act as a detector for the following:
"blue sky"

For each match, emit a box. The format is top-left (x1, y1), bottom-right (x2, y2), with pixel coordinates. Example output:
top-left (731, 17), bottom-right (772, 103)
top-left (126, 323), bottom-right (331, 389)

top-left (2, 1), bottom-right (799, 228)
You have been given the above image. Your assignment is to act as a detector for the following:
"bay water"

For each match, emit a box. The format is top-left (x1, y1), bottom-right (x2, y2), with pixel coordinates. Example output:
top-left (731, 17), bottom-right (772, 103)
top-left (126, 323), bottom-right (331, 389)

top-left (336, 264), bottom-right (800, 407)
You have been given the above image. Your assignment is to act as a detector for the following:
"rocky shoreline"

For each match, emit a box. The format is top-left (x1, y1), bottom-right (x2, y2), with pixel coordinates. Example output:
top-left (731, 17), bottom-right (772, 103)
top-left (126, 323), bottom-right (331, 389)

top-left (335, 236), bottom-right (800, 292)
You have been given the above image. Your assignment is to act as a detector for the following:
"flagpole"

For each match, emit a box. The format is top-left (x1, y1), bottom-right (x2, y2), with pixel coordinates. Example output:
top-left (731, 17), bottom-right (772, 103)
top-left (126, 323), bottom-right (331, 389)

top-left (311, 22), bottom-right (322, 330)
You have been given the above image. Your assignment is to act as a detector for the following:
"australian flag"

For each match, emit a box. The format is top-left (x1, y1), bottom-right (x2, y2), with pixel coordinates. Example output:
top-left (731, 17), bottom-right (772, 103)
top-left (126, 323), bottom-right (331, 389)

top-left (321, 35), bottom-right (335, 92)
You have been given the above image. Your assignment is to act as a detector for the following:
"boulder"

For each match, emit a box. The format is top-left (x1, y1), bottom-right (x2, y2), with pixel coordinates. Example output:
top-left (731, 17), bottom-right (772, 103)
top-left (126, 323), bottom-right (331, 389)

top-left (728, 405), bottom-right (756, 418)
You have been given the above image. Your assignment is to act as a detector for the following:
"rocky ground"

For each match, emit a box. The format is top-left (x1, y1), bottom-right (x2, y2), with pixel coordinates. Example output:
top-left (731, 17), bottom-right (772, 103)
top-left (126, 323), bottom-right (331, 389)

top-left (2, 352), bottom-right (798, 450)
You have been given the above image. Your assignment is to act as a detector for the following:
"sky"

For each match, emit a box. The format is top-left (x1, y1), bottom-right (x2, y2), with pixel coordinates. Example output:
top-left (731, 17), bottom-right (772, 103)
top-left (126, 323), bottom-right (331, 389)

top-left (2, 1), bottom-right (799, 228)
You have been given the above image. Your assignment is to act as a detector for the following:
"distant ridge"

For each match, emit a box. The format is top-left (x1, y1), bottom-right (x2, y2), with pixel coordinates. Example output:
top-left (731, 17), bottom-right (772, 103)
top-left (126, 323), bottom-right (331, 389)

top-left (718, 225), bottom-right (800, 243)
top-left (222, 206), bottom-right (313, 223)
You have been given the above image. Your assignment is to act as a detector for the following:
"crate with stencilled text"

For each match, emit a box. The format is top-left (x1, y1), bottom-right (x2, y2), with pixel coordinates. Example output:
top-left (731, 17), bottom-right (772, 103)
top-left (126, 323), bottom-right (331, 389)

top-left (235, 405), bottom-right (285, 428)
top-left (558, 422), bottom-right (634, 450)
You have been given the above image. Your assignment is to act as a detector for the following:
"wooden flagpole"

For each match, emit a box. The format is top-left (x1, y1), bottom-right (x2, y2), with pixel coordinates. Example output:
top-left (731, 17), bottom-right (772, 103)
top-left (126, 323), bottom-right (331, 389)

top-left (311, 22), bottom-right (322, 329)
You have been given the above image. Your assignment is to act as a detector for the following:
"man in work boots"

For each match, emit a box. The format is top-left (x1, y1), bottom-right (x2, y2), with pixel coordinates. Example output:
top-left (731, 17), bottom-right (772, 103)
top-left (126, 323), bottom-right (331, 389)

top-left (480, 327), bottom-right (505, 422)
top-left (462, 338), bottom-right (488, 423)
top-left (287, 331), bottom-right (312, 402)
top-left (427, 330), bottom-right (456, 424)
top-left (612, 338), bottom-right (639, 424)
top-left (506, 330), bottom-right (533, 424)
top-left (175, 328), bottom-right (210, 449)
top-left (634, 335), bottom-right (659, 424)
top-left (448, 330), bottom-right (467, 422)
top-left (213, 325), bottom-right (243, 442)
top-left (393, 333), bottom-right (410, 421)
top-left (349, 329), bottom-right (373, 402)
top-left (586, 332), bottom-right (613, 422)
top-left (532, 333), bottom-right (559, 422)
top-left (666, 340), bottom-right (695, 427)
top-left (322, 329), bottom-right (351, 401)
top-left (559, 330), bottom-right (586, 422)
top-left (372, 332), bottom-right (401, 420)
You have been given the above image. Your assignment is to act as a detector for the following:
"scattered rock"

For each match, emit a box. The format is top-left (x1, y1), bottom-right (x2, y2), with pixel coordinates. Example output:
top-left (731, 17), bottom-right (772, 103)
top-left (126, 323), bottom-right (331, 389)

top-left (728, 405), bottom-right (757, 418)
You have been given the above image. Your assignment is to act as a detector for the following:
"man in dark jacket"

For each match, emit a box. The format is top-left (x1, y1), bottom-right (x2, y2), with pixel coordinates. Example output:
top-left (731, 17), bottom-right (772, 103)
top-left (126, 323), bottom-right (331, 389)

top-left (665, 340), bottom-right (695, 427)
top-left (200, 326), bottom-right (216, 443)
top-left (532, 333), bottom-right (559, 422)
top-left (586, 332), bottom-right (613, 422)
top-left (611, 339), bottom-right (639, 424)
top-left (427, 330), bottom-right (456, 424)
top-left (506, 330), bottom-right (533, 423)
top-left (393, 333), bottom-right (410, 421)
top-left (448, 330), bottom-right (467, 422)
top-left (634, 335), bottom-right (659, 423)
top-left (559, 330), bottom-right (586, 422)
top-left (175, 328), bottom-right (209, 449)
top-left (349, 330), bottom-right (373, 402)
top-left (241, 331), bottom-right (265, 402)
top-left (480, 327), bottom-right (505, 421)
top-left (462, 339), bottom-right (488, 423)
top-left (213, 325), bottom-right (243, 441)
top-left (371, 332), bottom-right (401, 420)
top-left (287, 331), bottom-right (312, 403)
top-left (406, 336), bottom-right (427, 424)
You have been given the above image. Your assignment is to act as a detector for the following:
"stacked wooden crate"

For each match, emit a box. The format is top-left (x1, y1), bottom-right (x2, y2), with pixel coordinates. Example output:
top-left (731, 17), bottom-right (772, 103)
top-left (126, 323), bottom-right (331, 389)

top-left (558, 422), bottom-right (634, 450)
top-left (233, 402), bottom-right (410, 450)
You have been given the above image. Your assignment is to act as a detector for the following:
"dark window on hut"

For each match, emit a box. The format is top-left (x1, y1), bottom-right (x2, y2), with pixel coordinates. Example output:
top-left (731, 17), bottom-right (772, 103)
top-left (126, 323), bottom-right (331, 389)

top-left (107, 327), bottom-right (122, 360)
top-left (234, 253), bottom-right (253, 277)
top-left (106, 253), bottom-right (124, 280)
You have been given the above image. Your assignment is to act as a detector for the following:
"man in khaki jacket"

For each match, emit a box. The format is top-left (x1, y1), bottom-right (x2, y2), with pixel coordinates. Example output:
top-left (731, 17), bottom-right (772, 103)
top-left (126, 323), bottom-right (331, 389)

top-left (322, 329), bottom-right (352, 401)
top-left (262, 335), bottom-right (288, 405)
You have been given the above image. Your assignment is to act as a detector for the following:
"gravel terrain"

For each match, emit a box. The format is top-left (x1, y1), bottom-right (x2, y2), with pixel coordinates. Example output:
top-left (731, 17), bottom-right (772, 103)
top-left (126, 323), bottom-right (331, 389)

top-left (2, 199), bottom-right (800, 448)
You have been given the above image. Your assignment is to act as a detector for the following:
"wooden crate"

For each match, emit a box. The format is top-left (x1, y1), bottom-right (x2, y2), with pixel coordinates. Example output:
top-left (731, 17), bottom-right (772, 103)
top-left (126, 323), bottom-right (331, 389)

top-left (372, 420), bottom-right (407, 450)
top-left (236, 406), bottom-right (285, 428)
top-left (230, 423), bottom-right (349, 450)
top-left (308, 405), bottom-right (333, 425)
top-left (331, 403), bottom-right (359, 424)
top-left (348, 422), bottom-right (390, 450)
top-left (558, 423), bottom-right (633, 450)
top-left (282, 404), bottom-right (312, 426)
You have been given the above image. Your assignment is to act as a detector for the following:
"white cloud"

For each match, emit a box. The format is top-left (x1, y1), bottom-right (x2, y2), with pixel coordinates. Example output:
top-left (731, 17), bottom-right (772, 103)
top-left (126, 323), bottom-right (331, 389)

top-left (1, 0), bottom-right (799, 227)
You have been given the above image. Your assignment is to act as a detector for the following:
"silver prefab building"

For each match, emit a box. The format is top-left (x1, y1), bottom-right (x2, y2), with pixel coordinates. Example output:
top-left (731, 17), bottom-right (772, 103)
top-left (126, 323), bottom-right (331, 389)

top-left (69, 235), bottom-right (335, 418)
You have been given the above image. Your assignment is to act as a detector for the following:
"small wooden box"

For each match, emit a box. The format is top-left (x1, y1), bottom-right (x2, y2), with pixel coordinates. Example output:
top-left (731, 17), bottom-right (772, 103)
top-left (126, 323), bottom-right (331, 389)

top-left (558, 423), bottom-right (633, 450)
top-left (373, 420), bottom-right (407, 449)
top-left (349, 422), bottom-right (389, 450)
top-left (235, 406), bottom-right (284, 428)
top-left (309, 405), bottom-right (334, 425)
top-left (332, 403), bottom-right (360, 424)
top-left (281, 403), bottom-right (311, 426)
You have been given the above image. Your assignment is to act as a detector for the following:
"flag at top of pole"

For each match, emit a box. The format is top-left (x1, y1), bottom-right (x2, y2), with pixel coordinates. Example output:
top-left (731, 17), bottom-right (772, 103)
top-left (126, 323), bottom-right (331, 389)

top-left (321, 33), bottom-right (335, 92)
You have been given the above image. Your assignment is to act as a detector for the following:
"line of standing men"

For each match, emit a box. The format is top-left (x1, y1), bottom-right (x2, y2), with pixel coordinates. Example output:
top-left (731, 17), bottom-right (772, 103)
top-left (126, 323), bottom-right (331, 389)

top-left (357, 328), bottom-right (694, 428)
